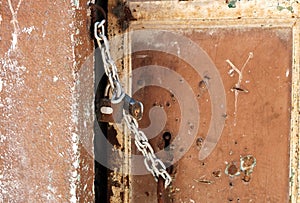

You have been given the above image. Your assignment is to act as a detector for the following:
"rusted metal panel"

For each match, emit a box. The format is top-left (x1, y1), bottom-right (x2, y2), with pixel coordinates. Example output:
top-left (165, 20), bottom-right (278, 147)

top-left (127, 12), bottom-right (299, 203)
top-left (0, 1), bottom-right (94, 202)
top-left (101, 0), bottom-right (300, 202)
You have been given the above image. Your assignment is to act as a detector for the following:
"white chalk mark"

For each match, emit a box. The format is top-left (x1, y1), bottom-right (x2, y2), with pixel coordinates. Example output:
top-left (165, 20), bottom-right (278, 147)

top-left (286, 69), bottom-right (290, 78)
top-left (22, 26), bottom-right (36, 34)
top-left (53, 76), bottom-right (59, 82)
top-left (226, 52), bottom-right (253, 126)
top-left (0, 78), bottom-right (3, 92)
top-left (8, 0), bottom-right (23, 51)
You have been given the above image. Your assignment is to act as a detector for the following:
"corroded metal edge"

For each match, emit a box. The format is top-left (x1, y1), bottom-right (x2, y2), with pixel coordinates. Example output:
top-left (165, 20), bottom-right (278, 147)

top-left (129, 1), bottom-right (299, 20)
top-left (290, 20), bottom-right (300, 203)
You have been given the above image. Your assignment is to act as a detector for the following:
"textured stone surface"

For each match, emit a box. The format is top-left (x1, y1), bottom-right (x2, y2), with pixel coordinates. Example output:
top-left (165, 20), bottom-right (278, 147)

top-left (0, 1), bottom-right (94, 202)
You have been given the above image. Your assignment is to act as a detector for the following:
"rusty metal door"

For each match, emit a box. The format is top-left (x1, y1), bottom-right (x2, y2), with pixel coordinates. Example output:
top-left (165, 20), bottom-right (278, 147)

top-left (116, 1), bottom-right (300, 203)
top-left (130, 26), bottom-right (292, 203)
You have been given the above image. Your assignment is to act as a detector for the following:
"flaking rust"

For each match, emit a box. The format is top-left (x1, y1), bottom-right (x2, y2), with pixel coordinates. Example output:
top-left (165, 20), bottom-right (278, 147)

top-left (129, 0), bottom-right (299, 21)
top-left (107, 122), bottom-right (130, 203)
top-left (225, 155), bottom-right (256, 183)
top-left (240, 155), bottom-right (256, 183)
top-left (105, 0), bottom-right (132, 201)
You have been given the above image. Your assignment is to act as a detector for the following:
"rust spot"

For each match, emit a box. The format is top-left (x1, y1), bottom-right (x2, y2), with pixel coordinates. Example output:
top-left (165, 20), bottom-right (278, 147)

top-left (240, 155), bottom-right (256, 171)
top-left (240, 155), bottom-right (256, 183)
top-left (170, 93), bottom-right (176, 102)
top-left (242, 174), bottom-right (251, 182)
top-left (196, 137), bottom-right (204, 148)
top-left (242, 157), bottom-right (254, 168)
top-left (112, 1), bottom-right (137, 31)
top-left (231, 86), bottom-right (249, 93)
top-left (166, 101), bottom-right (171, 107)
top-left (212, 170), bottom-right (222, 178)
top-left (228, 165), bottom-right (238, 175)
top-left (225, 163), bottom-right (240, 177)
top-left (199, 80), bottom-right (207, 89)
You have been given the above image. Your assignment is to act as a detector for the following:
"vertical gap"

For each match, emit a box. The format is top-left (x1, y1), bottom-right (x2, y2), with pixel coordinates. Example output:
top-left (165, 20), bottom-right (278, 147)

top-left (93, 0), bottom-right (109, 202)
top-left (94, 55), bottom-right (109, 202)
top-left (157, 131), bottom-right (174, 203)
top-left (163, 131), bottom-right (174, 174)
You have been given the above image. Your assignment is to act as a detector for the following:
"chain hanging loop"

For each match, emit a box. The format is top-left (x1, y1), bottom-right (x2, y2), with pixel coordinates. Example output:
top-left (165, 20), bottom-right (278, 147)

top-left (94, 20), bottom-right (172, 188)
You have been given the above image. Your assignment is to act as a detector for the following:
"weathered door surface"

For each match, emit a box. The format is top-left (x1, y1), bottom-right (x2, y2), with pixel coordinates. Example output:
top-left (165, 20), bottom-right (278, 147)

top-left (131, 26), bottom-right (292, 203)
top-left (111, 1), bottom-right (300, 202)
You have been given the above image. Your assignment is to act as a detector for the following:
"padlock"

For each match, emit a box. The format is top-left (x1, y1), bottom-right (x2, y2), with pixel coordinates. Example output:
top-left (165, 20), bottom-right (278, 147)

top-left (123, 94), bottom-right (143, 121)
top-left (98, 84), bottom-right (143, 123)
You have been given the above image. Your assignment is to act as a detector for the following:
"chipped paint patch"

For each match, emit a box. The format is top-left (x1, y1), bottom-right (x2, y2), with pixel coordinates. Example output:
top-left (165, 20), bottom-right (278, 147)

top-left (71, 0), bottom-right (80, 9)
top-left (286, 69), bottom-right (290, 78)
top-left (53, 76), bottom-right (59, 82)
top-left (70, 106), bottom-right (80, 203)
top-left (0, 78), bottom-right (3, 92)
top-left (22, 26), bottom-right (36, 34)
top-left (130, 0), bottom-right (299, 21)
top-left (69, 131), bottom-right (80, 203)
top-left (69, 69), bottom-right (81, 203)
top-left (0, 133), bottom-right (7, 143)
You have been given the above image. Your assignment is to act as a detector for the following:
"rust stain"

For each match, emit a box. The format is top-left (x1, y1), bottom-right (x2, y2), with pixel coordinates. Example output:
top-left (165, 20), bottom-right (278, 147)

top-left (112, 1), bottom-right (137, 31)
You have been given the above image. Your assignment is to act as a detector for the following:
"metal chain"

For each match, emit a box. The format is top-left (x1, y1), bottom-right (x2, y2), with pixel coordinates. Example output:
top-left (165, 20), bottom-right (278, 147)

top-left (94, 20), bottom-right (172, 188)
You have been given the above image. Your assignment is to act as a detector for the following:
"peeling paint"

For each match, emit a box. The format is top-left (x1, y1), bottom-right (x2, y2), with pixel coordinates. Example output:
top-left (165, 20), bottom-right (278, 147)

top-left (53, 76), bottom-right (59, 82)
top-left (129, 0), bottom-right (299, 21)
top-left (21, 26), bottom-right (36, 34)
top-left (71, 0), bottom-right (80, 9)
top-left (285, 69), bottom-right (290, 78)
top-left (0, 78), bottom-right (3, 92)
top-left (70, 84), bottom-right (80, 203)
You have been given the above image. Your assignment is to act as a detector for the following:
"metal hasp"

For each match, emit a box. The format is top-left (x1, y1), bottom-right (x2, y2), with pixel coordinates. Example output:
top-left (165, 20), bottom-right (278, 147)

top-left (99, 94), bottom-right (143, 123)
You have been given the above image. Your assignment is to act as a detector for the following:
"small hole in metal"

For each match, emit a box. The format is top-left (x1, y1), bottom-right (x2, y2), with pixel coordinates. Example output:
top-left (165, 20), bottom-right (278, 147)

top-left (163, 132), bottom-right (172, 149)
top-left (166, 101), bottom-right (171, 107)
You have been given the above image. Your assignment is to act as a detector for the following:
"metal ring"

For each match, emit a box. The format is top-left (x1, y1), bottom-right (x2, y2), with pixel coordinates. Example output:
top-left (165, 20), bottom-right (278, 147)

top-left (94, 20), bottom-right (105, 41)
top-left (111, 80), bottom-right (125, 104)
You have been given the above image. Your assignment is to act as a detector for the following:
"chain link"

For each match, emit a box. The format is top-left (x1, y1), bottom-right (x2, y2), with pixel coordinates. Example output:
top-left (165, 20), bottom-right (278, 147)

top-left (94, 20), bottom-right (172, 188)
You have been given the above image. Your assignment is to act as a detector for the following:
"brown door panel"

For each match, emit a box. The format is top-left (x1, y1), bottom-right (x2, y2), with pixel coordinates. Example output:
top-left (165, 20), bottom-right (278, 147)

top-left (131, 27), bottom-right (292, 202)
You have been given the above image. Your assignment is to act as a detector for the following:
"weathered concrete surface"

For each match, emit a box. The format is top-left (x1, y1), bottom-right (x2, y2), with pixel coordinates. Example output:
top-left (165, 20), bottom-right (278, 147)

top-left (0, 0), bottom-right (94, 202)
